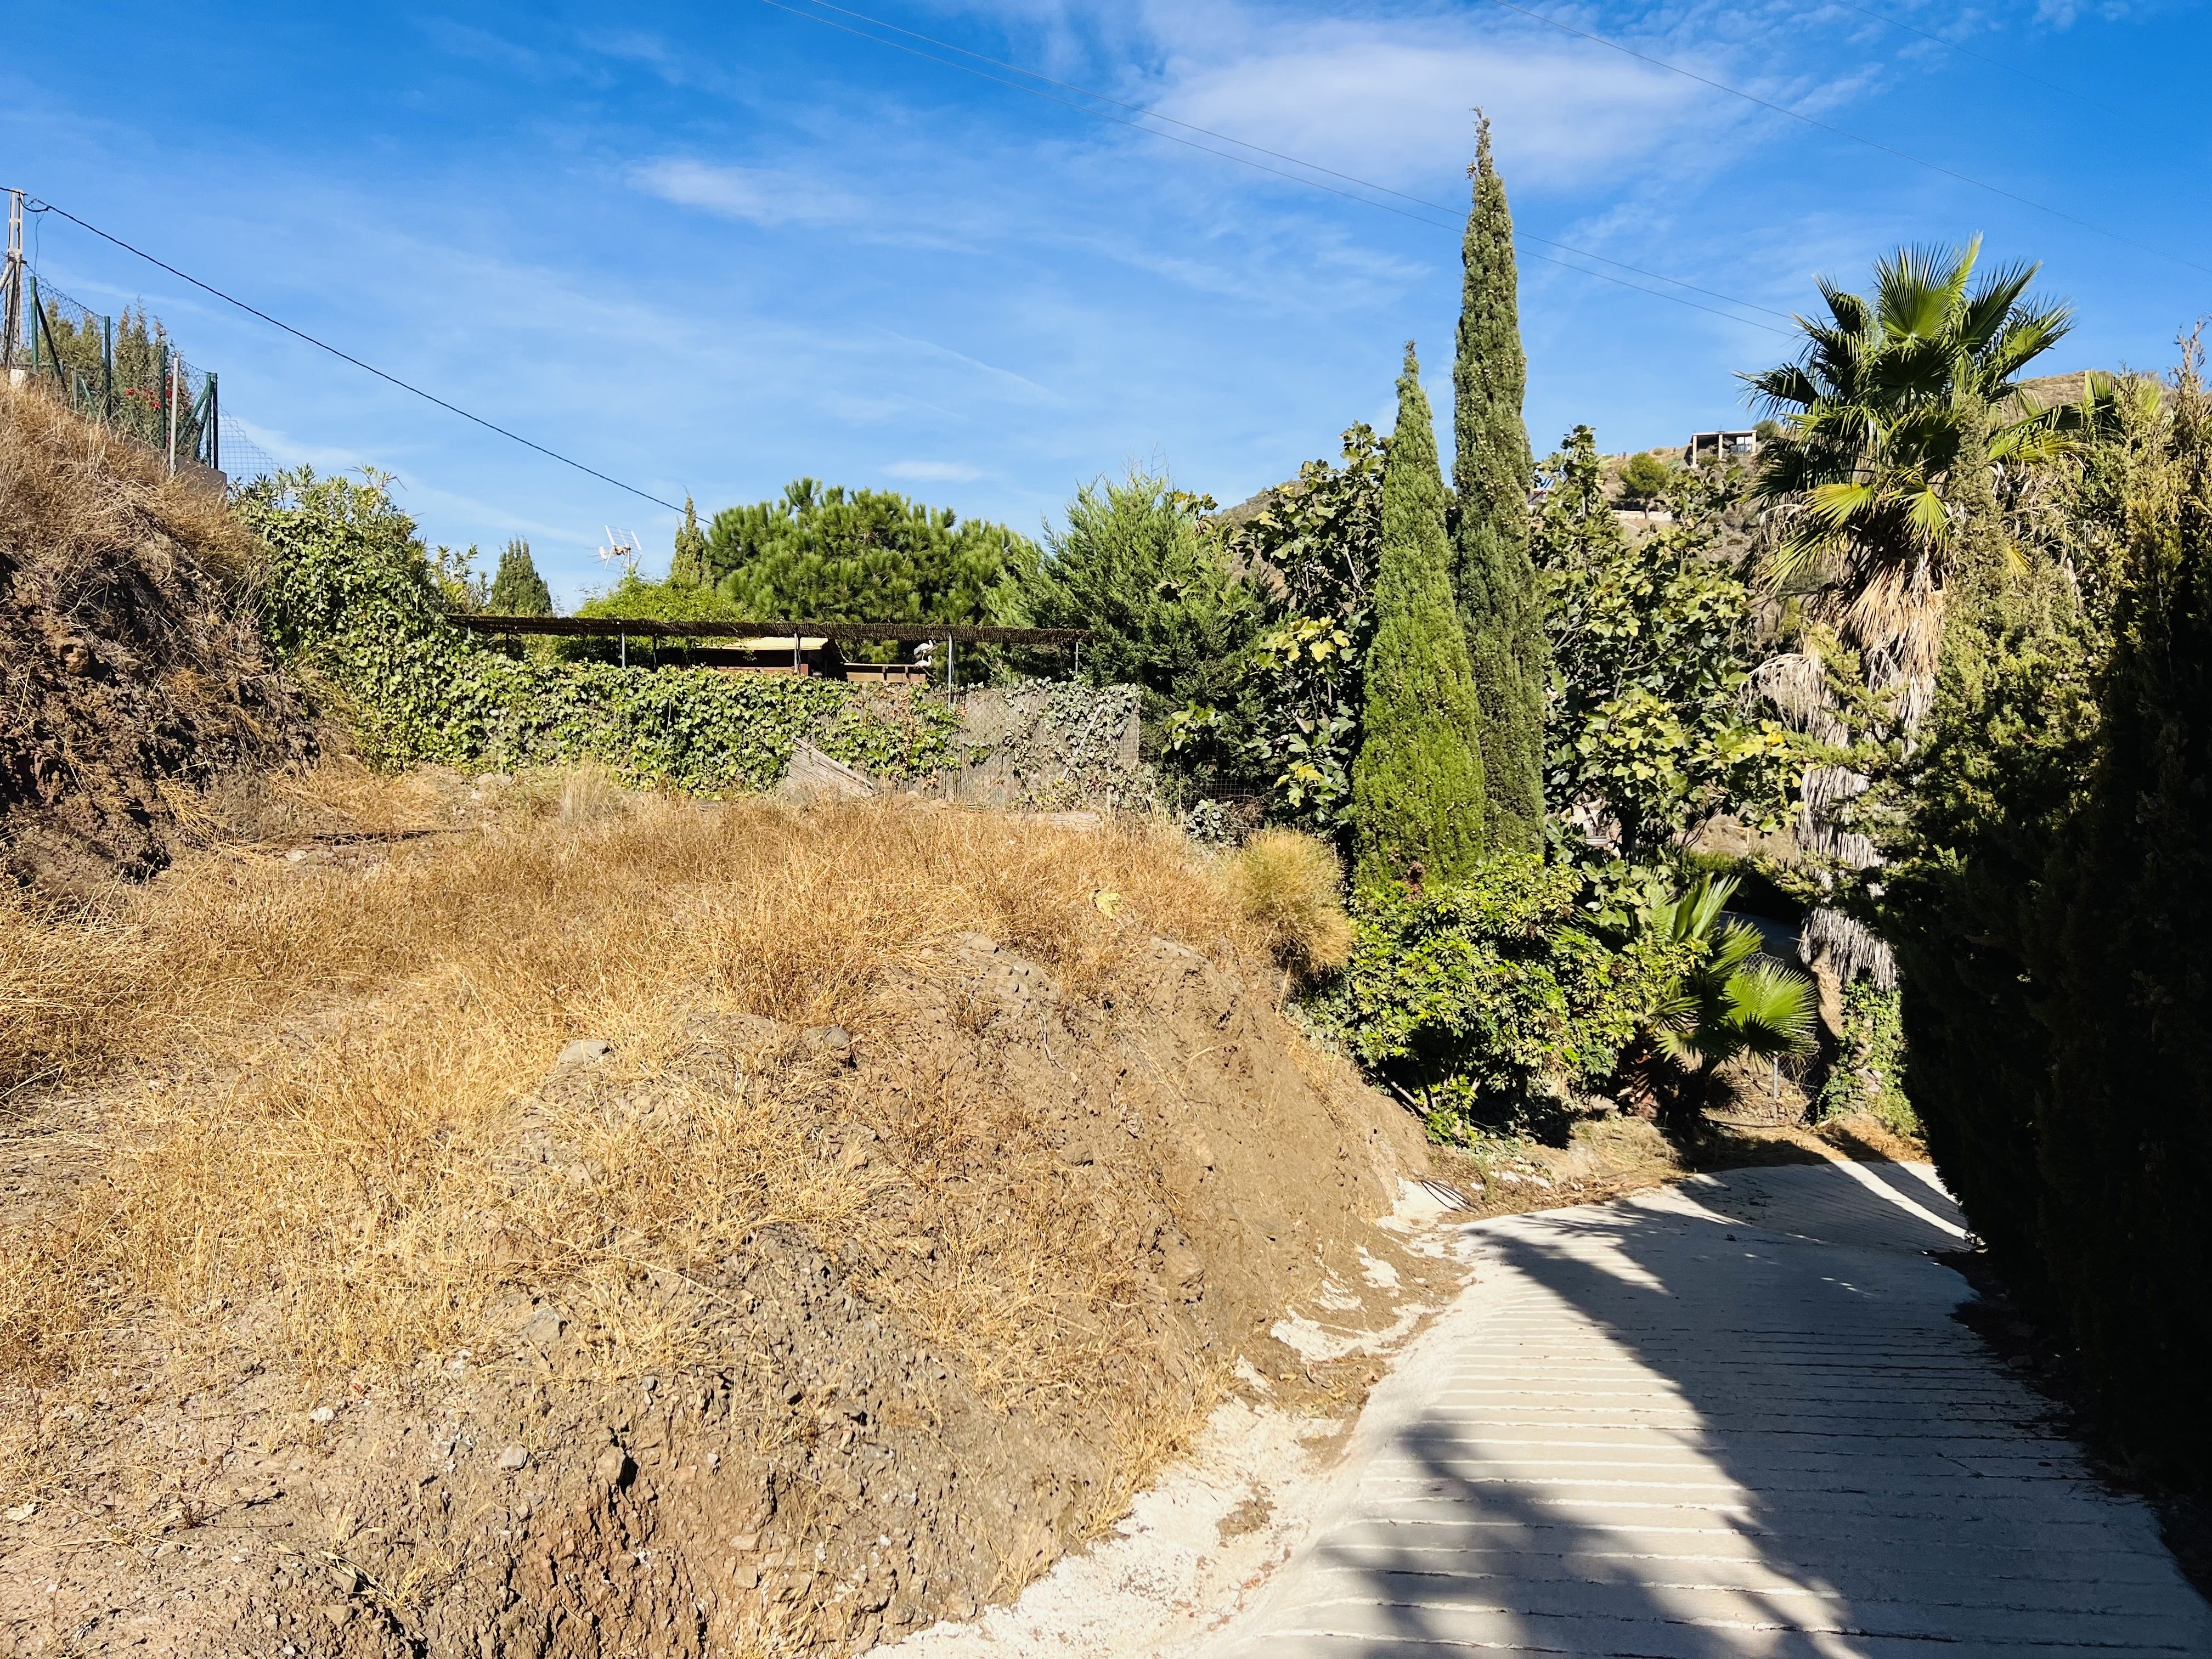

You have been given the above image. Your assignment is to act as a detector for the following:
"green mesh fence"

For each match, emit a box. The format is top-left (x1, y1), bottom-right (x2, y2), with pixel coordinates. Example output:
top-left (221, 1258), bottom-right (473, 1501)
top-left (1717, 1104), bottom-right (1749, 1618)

top-left (8, 271), bottom-right (223, 473)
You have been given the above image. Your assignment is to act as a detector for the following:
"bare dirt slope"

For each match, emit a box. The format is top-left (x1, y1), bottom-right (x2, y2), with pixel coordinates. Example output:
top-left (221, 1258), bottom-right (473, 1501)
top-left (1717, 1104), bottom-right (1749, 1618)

top-left (0, 785), bottom-right (1442, 1658)
top-left (0, 385), bottom-right (313, 895)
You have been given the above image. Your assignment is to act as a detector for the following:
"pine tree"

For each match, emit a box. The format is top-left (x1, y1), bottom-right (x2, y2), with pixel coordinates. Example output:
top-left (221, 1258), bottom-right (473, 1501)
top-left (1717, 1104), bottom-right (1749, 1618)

top-left (668, 496), bottom-right (711, 589)
top-left (1350, 345), bottom-right (1490, 893)
top-left (488, 538), bottom-right (554, 616)
top-left (1452, 112), bottom-right (1547, 854)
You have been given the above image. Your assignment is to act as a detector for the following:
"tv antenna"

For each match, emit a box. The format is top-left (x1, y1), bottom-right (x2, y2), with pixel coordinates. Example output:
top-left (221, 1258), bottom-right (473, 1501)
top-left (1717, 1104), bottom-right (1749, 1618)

top-left (596, 526), bottom-right (644, 575)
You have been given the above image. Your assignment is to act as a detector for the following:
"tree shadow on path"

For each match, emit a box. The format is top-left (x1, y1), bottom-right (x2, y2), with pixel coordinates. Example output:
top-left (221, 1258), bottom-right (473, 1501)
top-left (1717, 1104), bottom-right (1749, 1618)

top-left (1220, 1162), bottom-right (2211, 1657)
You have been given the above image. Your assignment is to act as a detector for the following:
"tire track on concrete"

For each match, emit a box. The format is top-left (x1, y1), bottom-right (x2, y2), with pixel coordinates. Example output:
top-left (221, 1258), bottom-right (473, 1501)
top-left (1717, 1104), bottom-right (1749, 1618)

top-left (1200, 1161), bottom-right (2211, 1658)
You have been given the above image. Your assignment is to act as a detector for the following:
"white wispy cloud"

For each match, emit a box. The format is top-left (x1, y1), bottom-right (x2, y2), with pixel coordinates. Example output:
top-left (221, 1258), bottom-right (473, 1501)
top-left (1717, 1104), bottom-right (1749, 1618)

top-left (885, 460), bottom-right (984, 481)
top-left (629, 157), bottom-right (868, 227)
top-left (1148, 29), bottom-right (1714, 194)
top-left (870, 325), bottom-right (1064, 405)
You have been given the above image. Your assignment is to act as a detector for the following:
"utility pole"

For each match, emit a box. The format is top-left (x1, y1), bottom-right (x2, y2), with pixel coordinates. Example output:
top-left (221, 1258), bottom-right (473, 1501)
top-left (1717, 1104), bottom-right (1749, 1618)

top-left (1, 189), bottom-right (24, 373)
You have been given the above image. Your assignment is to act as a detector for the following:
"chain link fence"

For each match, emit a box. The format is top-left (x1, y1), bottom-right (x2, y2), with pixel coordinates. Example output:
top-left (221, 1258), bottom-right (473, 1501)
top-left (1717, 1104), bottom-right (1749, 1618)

top-left (3, 264), bottom-right (233, 479)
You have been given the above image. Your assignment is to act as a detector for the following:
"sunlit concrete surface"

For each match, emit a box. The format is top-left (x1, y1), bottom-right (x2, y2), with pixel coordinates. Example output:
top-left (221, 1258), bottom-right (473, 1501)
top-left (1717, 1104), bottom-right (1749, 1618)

top-left (1205, 1160), bottom-right (2212, 1658)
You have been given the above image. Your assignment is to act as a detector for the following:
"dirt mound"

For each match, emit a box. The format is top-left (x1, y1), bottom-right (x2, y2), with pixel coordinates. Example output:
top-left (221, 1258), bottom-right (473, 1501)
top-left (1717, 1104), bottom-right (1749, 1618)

top-left (0, 386), bottom-right (312, 895)
top-left (0, 789), bottom-right (1438, 1657)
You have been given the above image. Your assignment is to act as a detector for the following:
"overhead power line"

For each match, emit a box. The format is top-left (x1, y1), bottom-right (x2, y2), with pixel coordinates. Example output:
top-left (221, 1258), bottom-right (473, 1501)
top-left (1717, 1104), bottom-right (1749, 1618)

top-left (754, 0), bottom-right (1798, 335)
top-left (18, 194), bottom-right (685, 512)
top-left (1472, 0), bottom-right (2209, 278)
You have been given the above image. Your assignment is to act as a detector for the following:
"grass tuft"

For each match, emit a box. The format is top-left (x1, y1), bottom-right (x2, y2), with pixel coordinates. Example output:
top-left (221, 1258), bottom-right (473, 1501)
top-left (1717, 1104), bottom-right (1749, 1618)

top-left (1222, 829), bottom-right (1355, 984)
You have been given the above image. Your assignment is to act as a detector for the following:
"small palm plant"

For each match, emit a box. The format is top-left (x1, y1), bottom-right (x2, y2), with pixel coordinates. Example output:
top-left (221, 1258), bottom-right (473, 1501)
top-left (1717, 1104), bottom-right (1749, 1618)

top-left (1640, 874), bottom-right (1819, 1124)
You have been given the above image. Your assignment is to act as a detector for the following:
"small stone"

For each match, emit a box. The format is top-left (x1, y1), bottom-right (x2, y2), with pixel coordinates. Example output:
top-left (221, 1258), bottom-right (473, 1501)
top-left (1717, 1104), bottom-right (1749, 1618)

top-left (517, 1307), bottom-right (565, 1347)
top-left (308, 1407), bottom-right (336, 1425)
top-left (556, 1039), bottom-right (615, 1069)
top-left (595, 1447), bottom-right (633, 1488)
top-left (640, 1375), bottom-right (657, 1395)
top-left (3, 1502), bottom-right (36, 1523)
top-left (730, 1532), bottom-right (758, 1551)
top-left (495, 1446), bottom-right (528, 1471)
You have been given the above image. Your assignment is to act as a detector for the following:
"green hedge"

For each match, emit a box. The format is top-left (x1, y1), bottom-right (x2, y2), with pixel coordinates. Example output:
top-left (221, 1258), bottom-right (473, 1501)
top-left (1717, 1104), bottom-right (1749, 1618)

top-left (1882, 374), bottom-right (2212, 1482)
top-left (239, 469), bottom-right (962, 789)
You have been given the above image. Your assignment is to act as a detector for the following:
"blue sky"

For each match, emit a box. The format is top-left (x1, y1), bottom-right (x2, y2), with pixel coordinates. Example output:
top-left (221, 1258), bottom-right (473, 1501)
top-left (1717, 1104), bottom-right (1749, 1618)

top-left (5, 1), bottom-right (2204, 605)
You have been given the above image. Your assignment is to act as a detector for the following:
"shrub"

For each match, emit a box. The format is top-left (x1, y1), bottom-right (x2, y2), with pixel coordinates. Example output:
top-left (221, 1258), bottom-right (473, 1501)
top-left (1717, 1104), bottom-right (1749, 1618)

top-left (1318, 855), bottom-right (1686, 1114)
top-left (1639, 874), bottom-right (1816, 1122)
top-left (2033, 365), bottom-right (2212, 1481)
top-left (1024, 469), bottom-right (1255, 754)
top-left (1224, 830), bottom-right (1355, 983)
top-left (1815, 983), bottom-right (1915, 1136)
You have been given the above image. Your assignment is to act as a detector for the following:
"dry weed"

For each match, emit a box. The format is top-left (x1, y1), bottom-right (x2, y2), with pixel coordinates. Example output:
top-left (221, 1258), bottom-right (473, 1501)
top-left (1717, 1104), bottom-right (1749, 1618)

top-left (1222, 828), bottom-right (1355, 986)
top-left (0, 780), bottom-right (1264, 1407)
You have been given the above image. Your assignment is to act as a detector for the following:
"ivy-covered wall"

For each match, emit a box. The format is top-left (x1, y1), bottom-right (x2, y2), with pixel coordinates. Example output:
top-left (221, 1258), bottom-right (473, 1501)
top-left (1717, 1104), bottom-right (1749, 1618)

top-left (240, 469), bottom-right (963, 791)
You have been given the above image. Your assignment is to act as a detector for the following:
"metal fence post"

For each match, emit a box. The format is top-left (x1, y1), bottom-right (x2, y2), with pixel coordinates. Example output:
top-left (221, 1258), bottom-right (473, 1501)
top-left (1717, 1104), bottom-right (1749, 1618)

top-left (166, 348), bottom-right (179, 475)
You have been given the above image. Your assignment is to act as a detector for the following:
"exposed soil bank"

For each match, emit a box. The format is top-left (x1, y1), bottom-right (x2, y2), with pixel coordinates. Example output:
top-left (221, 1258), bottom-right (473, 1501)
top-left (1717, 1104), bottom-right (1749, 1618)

top-left (0, 793), bottom-right (1448, 1658)
top-left (0, 386), bottom-right (313, 896)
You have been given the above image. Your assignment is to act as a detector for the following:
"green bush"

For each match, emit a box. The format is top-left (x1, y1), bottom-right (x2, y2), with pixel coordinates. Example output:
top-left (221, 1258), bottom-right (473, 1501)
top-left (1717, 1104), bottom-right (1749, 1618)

top-left (240, 469), bottom-right (963, 789)
top-left (2033, 371), bottom-right (2212, 1482)
top-left (1878, 365), bottom-right (2212, 1481)
top-left (1815, 983), bottom-right (1916, 1136)
top-left (1317, 856), bottom-right (1686, 1116)
top-left (1024, 468), bottom-right (1255, 754)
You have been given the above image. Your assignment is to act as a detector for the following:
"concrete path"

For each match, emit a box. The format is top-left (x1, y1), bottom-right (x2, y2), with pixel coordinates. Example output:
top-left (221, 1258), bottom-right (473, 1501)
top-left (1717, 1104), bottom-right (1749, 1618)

top-left (1204, 1160), bottom-right (2212, 1658)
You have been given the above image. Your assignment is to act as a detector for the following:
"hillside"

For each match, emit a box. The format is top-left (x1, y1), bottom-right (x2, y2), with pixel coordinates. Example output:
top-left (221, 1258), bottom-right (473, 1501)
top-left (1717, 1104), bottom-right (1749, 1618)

top-left (0, 779), bottom-right (1443, 1656)
top-left (0, 386), bottom-right (313, 895)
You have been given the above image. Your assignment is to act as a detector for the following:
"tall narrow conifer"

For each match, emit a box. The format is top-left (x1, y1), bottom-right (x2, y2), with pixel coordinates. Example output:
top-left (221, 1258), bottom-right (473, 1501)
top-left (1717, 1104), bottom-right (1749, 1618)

top-left (1350, 345), bottom-right (1490, 893)
top-left (487, 537), bottom-right (554, 616)
top-left (1453, 113), bottom-right (1547, 853)
top-left (668, 496), bottom-right (712, 589)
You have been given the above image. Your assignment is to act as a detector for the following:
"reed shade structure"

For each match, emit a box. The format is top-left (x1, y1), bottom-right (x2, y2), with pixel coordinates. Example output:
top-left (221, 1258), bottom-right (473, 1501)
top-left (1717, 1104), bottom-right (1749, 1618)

top-left (452, 615), bottom-right (1093, 679)
top-left (452, 617), bottom-right (1088, 644)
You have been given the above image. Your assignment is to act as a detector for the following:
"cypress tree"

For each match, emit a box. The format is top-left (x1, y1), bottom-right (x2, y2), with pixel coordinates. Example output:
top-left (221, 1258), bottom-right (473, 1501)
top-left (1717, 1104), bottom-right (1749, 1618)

top-left (487, 537), bottom-right (554, 616)
top-left (668, 496), bottom-right (712, 589)
top-left (1350, 345), bottom-right (1490, 893)
top-left (1452, 112), bottom-right (1547, 853)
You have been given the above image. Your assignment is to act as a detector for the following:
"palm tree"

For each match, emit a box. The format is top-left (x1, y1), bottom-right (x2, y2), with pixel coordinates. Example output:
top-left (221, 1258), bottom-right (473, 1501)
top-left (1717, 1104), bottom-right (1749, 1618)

top-left (1741, 239), bottom-right (2087, 995)
top-left (1743, 236), bottom-right (2073, 725)
top-left (1637, 874), bottom-right (1818, 1125)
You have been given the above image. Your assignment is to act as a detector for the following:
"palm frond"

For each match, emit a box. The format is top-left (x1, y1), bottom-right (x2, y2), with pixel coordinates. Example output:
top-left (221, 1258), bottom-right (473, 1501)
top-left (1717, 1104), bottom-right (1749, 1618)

top-left (1721, 962), bottom-right (1819, 1058)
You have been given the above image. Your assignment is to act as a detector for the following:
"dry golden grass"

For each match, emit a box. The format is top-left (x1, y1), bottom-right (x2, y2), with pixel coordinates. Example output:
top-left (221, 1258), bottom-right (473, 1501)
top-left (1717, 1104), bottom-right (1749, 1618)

top-left (0, 777), bottom-right (1265, 1404)
top-left (1220, 829), bottom-right (1355, 985)
top-left (0, 382), bottom-right (249, 578)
